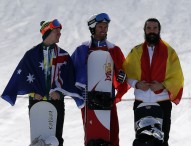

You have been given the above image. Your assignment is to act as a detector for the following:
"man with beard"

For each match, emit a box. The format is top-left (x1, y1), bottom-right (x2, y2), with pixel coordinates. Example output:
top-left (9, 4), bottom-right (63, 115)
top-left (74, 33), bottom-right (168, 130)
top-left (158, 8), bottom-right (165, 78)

top-left (123, 18), bottom-right (184, 146)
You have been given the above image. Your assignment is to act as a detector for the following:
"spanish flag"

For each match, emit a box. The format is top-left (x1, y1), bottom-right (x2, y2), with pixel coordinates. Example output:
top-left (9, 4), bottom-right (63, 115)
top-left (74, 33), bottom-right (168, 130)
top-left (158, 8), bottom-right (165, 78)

top-left (123, 40), bottom-right (184, 104)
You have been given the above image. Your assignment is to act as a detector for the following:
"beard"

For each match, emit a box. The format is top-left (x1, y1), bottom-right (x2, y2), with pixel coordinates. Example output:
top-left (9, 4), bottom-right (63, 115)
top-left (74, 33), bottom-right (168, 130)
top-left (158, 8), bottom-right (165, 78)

top-left (145, 33), bottom-right (160, 45)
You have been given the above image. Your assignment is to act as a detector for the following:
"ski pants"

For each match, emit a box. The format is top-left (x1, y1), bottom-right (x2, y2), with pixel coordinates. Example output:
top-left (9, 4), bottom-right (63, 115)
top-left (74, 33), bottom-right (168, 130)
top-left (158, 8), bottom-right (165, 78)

top-left (110, 104), bottom-right (120, 146)
top-left (133, 100), bottom-right (172, 146)
top-left (29, 100), bottom-right (65, 146)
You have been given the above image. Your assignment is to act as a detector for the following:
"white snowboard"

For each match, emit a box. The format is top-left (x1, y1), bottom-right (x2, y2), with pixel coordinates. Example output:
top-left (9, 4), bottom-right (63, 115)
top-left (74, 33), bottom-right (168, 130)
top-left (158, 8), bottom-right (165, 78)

top-left (29, 101), bottom-right (58, 145)
top-left (85, 50), bottom-right (114, 144)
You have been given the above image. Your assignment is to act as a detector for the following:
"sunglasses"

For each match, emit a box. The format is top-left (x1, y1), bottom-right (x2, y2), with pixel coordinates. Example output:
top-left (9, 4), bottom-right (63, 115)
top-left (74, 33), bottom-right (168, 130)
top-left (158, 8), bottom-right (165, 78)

top-left (41, 19), bottom-right (62, 35)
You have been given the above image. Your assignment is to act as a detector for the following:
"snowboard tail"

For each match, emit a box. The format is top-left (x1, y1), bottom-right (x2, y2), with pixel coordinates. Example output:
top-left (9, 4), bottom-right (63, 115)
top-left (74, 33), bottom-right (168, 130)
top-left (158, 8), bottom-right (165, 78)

top-left (29, 101), bottom-right (58, 145)
top-left (133, 103), bottom-right (164, 146)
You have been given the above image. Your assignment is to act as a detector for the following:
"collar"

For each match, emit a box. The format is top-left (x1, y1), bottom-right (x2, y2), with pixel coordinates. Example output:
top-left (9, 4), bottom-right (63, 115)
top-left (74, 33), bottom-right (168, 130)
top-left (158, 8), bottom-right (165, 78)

top-left (42, 43), bottom-right (56, 50)
top-left (91, 36), bottom-right (107, 47)
top-left (147, 45), bottom-right (155, 51)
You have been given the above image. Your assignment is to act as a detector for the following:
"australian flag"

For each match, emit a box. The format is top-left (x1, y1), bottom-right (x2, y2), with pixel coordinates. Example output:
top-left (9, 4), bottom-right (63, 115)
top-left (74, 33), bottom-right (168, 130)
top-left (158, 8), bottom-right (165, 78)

top-left (1, 43), bottom-right (84, 108)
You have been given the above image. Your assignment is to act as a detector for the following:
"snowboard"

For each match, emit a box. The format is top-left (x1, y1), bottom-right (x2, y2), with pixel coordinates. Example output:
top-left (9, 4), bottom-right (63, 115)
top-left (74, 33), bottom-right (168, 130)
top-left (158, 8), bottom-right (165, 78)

top-left (29, 101), bottom-right (58, 145)
top-left (84, 50), bottom-right (114, 145)
top-left (133, 103), bottom-right (164, 146)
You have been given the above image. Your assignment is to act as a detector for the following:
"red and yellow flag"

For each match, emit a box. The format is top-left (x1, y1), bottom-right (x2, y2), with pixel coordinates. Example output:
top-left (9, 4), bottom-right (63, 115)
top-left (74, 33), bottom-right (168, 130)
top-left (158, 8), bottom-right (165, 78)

top-left (123, 40), bottom-right (184, 104)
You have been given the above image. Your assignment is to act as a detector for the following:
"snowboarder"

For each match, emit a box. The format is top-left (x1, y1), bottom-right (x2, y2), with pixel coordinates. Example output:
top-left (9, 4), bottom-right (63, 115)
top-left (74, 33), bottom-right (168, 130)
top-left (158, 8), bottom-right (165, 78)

top-left (123, 18), bottom-right (184, 146)
top-left (1, 19), bottom-right (84, 146)
top-left (71, 13), bottom-right (128, 146)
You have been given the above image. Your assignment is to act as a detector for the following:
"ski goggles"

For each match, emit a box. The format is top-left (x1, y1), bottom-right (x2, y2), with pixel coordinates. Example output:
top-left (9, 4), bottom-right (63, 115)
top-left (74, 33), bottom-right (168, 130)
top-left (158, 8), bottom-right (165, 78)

top-left (88, 13), bottom-right (111, 26)
top-left (95, 13), bottom-right (110, 22)
top-left (40, 19), bottom-right (62, 35)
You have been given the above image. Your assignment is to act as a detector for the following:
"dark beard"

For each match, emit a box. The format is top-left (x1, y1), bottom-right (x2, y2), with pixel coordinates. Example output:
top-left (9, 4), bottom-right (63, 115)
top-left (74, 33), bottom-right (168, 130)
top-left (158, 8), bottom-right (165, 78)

top-left (145, 33), bottom-right (160, 45)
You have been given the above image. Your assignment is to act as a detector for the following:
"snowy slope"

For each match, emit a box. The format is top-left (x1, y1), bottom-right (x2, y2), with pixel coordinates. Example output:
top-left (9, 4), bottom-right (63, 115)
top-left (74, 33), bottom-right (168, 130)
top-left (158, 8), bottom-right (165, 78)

top-left (0, 0), bottom-right (191, 145)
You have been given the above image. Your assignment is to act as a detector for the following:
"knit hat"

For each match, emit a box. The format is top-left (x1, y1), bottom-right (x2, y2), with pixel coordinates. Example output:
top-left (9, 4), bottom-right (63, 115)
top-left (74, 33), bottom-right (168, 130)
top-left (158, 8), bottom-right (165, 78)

top-left (40, 19), bottom-right (62, 40)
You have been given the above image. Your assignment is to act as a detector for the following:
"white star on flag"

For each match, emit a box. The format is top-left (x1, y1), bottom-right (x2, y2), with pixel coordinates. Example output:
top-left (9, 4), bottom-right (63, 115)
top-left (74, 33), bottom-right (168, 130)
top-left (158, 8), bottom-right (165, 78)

top-left (39, 61), bottom-right (44, 70)
top-left (17, 69), bottom-right (22, 74)
top-left (27, 73), bottom-right (35, 83)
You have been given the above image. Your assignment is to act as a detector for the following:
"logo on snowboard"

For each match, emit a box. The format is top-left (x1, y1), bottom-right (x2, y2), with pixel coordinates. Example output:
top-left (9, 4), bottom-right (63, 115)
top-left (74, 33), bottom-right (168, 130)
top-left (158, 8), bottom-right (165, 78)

top-left (48, 111), bottom-right (54, 129)
top-left (104, 62), bottom-right (112, 81)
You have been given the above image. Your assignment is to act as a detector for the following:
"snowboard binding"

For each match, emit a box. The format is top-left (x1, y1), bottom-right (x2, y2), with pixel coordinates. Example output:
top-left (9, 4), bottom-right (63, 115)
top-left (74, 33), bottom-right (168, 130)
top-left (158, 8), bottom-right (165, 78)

top-left (29, 135), bottom-right (59, 146)
top-left (87, 91), bottom-right (114, 110)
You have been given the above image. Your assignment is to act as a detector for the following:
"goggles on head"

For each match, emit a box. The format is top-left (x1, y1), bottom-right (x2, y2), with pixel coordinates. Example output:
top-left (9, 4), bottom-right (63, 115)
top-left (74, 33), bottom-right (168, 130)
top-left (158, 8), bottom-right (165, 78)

top-left (88, 13), bottom-right (111, 26)
top-left (95, 13), bottom-right (110, 22)
top-left (40, 19), bottom-right (62, 35)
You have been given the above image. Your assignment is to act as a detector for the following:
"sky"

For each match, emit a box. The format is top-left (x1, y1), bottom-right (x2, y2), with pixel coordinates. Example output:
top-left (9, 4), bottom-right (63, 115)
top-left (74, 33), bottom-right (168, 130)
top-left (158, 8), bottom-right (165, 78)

top-left (0, 0), bottom-right (191, 145)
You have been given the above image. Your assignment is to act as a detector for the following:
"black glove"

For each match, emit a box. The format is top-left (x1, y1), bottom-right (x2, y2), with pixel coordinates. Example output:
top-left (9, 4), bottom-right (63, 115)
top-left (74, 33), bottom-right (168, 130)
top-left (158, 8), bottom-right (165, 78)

top-left (117, 70), bottom-right (126, 83)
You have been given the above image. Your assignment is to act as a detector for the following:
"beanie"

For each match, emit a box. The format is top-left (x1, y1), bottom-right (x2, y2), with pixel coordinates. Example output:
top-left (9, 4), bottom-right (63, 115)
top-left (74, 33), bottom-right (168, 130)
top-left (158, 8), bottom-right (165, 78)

top-left (40, 21), bottom-right (52, 41)
top-left (40, 19), bottom-right (62, 41)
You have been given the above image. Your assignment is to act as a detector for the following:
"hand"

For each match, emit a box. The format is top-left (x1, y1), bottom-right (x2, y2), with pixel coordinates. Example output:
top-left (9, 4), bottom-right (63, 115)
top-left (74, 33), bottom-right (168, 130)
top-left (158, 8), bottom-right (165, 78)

top-left (117, 70), bottom-right (126, 83)
top-left (34, 93), bottom-right (43, 100)
top-left (50, 91), bottom-right (60, 100)
top-left (136, 81), bottom-right (150, 91)
top-left (149, 81), bottom-right (164, 92)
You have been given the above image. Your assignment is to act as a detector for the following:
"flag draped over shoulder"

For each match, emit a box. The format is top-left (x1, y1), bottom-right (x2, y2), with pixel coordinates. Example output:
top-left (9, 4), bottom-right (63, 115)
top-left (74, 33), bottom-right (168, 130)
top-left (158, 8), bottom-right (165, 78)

top-left (71, 40), bottom-right (128, 103)
top-left (108, 46), bottom-right (129, 103)
top-left (71, 44), bottom-right (89, 89)
top-left (123, 40), bottom-right (184, 104)
top-left (1, 43), bottom-right (84, 108)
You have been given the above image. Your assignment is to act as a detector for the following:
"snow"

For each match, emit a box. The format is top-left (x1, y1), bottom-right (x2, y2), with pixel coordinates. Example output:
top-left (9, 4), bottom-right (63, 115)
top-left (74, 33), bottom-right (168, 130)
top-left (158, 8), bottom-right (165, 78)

top-left (0, 0), bottom-right (191, 145)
